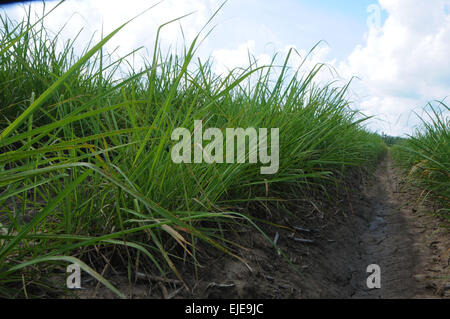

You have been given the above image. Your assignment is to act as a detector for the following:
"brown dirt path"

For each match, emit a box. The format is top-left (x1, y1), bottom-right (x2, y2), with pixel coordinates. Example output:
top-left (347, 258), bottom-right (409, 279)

top-left (349, 154), bottom-right (449, 298)
top-left (349, 155), bottom-right (419, 298)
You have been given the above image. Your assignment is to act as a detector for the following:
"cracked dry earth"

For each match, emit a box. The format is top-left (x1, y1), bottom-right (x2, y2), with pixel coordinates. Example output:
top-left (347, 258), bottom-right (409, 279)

top-left (75, 155), bottom-right (449, 299)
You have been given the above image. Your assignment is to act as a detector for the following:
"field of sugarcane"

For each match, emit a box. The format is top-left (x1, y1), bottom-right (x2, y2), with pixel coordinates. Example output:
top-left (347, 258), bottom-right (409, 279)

top-left (0, 4), bottom-right (390, 298)
top-left (391, 102), bottom-right (450, 218)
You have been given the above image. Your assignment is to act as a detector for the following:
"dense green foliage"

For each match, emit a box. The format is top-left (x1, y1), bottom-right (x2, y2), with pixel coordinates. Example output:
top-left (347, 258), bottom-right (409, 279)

top-left (391, 102), bottom-right (449, 215)
top-left (0, 5), bottom-right (386, 297)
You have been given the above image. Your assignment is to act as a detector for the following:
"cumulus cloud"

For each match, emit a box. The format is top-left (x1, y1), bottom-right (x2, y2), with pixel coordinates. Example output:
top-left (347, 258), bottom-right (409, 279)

top-left (281, 43), bottom-right (338, 85)
top-left (2, 0), bottom-right (217, 68)
top-left (211, 40), bottom-right (271, 74)
top-left (338, 0), bottom-right (450, 136)
top-left (211, 40), bottom-right (338, 89)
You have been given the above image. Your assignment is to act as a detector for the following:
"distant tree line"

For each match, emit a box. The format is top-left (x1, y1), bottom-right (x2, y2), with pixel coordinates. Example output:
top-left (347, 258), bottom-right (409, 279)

top-left (381, 133), bottom-right (406, 146)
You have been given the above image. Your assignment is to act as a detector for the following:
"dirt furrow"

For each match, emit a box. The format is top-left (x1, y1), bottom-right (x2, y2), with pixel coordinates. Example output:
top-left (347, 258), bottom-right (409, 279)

top-left (351, 157), bottom-right (420, 298)
top-left (76, 154), bottom-right (449, 299)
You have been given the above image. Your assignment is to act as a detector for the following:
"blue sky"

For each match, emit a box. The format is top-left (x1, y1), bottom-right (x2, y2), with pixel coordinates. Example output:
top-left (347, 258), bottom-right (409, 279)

top-left (1, 0), bottom-right (449, 136)
top-left (207, 0), bottom-right (382, 59)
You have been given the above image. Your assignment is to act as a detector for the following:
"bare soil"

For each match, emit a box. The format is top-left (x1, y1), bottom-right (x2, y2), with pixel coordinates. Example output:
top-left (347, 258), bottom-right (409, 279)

top-left (76, 154), bottom-right (449, 299)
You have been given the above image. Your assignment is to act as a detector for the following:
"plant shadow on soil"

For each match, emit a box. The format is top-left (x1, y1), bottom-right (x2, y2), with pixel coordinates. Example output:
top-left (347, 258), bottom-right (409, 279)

top-left (72, 153), bottom-right (449, 299)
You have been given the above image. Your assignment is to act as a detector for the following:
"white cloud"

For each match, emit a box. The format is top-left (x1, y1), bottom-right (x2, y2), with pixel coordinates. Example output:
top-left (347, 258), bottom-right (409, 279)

top-left (211, 40), bottom-right (271, 75)
top-left (282, 43), bottom-right (338, 85)
top-left (338, 0), bottom-right (450, 136)
top-left (211, 40), bottom-right (338, 89)
top-left (2, 0), bottom-right (217, 69)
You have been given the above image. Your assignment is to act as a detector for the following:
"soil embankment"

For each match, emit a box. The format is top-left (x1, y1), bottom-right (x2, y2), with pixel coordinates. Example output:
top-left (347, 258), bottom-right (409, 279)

top-left (77, 154), bottom-right (449, 299)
